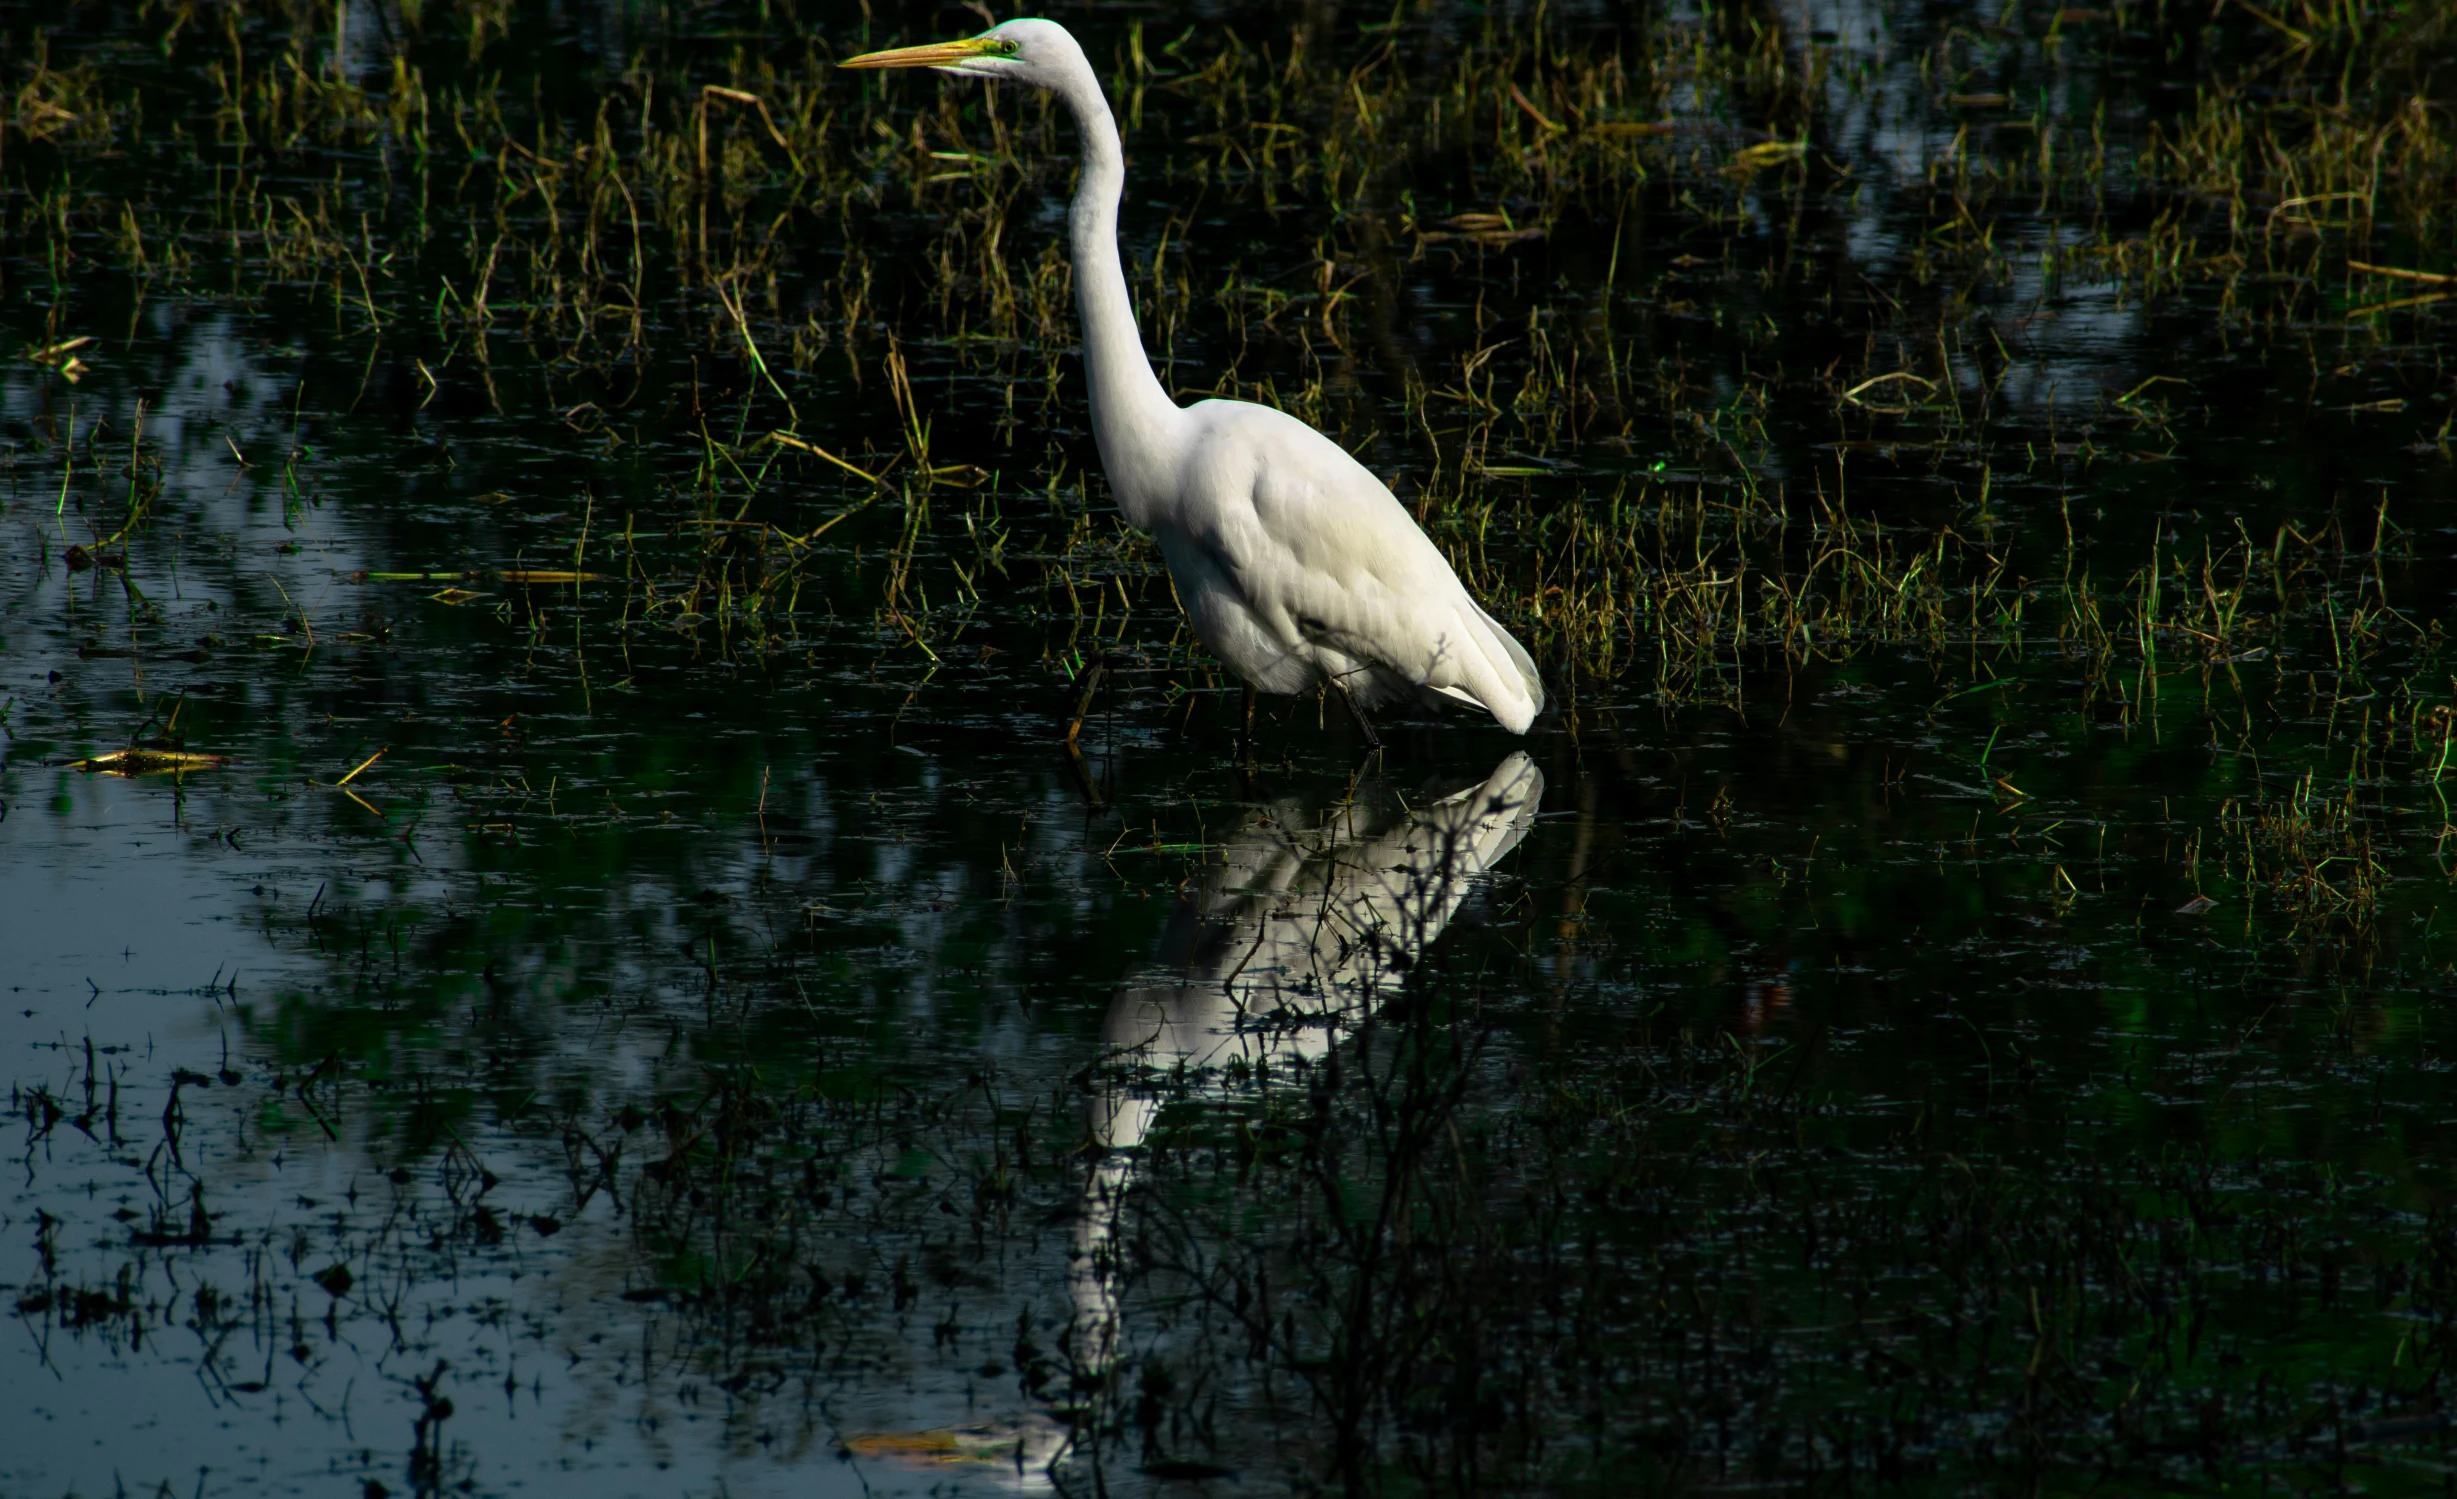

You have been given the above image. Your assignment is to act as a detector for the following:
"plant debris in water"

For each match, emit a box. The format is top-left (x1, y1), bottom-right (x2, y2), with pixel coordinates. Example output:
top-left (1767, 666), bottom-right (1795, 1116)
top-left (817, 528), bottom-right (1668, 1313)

top-left (3, 0), bottom-right (2456, 1495)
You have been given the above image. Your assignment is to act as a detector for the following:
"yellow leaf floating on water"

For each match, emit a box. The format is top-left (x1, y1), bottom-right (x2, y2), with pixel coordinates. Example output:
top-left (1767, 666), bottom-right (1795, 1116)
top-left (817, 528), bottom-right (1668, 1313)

top-left (841, 1424), bottom-right (1044, 1466)
top-left (429, 587), bottom-right (488, 605)
top-left (1419, 211), bottom-right (1547, 247)
top-left (361, 565), bottom-right (597, 584)
top-left (26, 335), bottom-right (93, 383)
top-left (365, 568), bottom-right (596, 585)
top-left (1731, 140), bottom-right (1807, 170)
top-left (26, 335), bottom-right (92, 365)
top-left (845, 1432), bottom-right (960, 1457)
top-left (73, 748), bottom-right (229, 776)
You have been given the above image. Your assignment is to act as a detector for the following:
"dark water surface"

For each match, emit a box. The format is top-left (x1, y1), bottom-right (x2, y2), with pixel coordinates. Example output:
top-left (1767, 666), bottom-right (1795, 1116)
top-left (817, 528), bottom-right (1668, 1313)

top-left (7, 0), bottom-right (2457, 1493)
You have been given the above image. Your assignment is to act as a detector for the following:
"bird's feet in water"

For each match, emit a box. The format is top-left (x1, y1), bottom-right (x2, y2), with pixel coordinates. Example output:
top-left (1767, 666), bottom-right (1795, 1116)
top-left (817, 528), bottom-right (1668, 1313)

top-left (1331, 679), bottom-right (1383, 752)
top-left (1061, 655), bottom-right (1113, 807)
top-left (1062, 654), bottom-right (1110, 745)
top-left (1064, 739), bottom-right (1107, 807)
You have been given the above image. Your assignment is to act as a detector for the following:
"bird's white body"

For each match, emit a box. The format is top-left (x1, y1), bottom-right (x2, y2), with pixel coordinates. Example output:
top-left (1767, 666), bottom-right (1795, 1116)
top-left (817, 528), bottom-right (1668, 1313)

top-left (1134, 401), bottom-right (1543, 725)
top-left (845, 19), bottom-right (1543, 734)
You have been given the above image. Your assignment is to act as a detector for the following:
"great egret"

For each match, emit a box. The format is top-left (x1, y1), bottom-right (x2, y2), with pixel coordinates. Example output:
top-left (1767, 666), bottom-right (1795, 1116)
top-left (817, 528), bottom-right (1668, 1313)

top-left (842, 21), bottom-right (1545, 747)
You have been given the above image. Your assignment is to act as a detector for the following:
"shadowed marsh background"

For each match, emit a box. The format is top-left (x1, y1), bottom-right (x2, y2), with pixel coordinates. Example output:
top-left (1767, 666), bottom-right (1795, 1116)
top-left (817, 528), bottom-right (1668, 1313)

top-left (5, 0), bottom-right (2457, 1493)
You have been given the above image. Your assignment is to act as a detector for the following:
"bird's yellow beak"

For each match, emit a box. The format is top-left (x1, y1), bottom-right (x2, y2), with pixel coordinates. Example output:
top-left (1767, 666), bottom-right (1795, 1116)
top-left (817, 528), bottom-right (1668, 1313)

top-left (839, 35), bottom-right (1011, 70)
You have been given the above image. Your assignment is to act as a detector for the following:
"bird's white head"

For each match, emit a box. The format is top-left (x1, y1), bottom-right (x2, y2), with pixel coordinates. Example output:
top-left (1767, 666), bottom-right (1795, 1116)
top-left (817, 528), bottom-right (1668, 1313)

top-left (838, 17), bottom-right (1091, 93)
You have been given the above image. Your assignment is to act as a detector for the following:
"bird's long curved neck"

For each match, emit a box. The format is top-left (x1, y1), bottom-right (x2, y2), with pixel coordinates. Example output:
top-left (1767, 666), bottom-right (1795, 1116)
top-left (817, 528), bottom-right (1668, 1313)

top-left (1055, 69), bottom-right (1180, 514)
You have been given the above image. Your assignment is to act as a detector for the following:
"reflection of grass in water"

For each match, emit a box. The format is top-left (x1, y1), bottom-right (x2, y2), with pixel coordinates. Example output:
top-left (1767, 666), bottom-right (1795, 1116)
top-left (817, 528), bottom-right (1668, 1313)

top-left (373, 912), bottom-right (2457, 1493)
top-left (15, 734), bottom-right (2457, 1491)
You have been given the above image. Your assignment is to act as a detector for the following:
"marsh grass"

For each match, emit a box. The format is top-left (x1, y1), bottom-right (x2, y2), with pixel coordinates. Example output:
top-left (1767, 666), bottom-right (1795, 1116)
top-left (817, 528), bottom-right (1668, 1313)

top-left (9, 0), bottom-right (2457, 1493)
top-left (15, 0), bottom-right (2453, 684)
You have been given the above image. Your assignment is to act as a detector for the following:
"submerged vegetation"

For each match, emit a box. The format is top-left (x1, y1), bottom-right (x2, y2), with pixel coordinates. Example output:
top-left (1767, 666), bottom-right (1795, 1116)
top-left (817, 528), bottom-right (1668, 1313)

top-left (5, 0), bottom-right (2457, 1493)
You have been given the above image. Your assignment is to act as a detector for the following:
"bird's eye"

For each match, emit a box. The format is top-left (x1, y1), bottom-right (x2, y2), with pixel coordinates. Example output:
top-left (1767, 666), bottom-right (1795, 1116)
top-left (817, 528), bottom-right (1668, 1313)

top-left (989, 37), bottom-right (1020, 55)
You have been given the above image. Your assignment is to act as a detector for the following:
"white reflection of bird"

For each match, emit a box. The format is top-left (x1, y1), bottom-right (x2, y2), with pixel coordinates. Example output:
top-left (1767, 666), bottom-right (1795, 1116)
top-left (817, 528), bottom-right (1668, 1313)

top-left (1069, 752), bottom-right (1544, 1373)
top-left (843, 22), bottom-right (1544, 747)
top-left (846, 760), bottom-right (1539, 1491)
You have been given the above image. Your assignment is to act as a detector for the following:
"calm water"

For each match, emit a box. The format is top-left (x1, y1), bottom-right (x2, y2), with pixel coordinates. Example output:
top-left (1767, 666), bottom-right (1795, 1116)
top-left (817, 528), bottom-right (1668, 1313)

top-left (6, 0), bottom-right (2457, 1493)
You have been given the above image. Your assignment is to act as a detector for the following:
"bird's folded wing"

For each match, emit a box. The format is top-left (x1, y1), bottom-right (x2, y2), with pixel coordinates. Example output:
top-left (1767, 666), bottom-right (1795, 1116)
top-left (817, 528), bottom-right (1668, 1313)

top-left (1191, 415), bottom-right (1540, 730)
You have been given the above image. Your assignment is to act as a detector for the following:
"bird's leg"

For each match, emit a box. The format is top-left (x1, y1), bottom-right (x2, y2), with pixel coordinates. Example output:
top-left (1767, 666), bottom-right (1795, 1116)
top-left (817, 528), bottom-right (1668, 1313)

top-left (1062, 654), bottom-right (1110, 745)
top-left (1062, 654), bottom-right (1114, 807)
top-left (1064, 739), bottom-right (1107, 808)
top-left (1330, 677), bottom-right (1382, 752)
top-left (1237, 681), bottom-right (1257, 765)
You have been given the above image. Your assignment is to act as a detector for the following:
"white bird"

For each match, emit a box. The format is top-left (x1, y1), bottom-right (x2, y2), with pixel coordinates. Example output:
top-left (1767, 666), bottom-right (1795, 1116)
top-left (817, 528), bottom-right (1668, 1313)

top-left (842, 20), bottom-right (1544, 746)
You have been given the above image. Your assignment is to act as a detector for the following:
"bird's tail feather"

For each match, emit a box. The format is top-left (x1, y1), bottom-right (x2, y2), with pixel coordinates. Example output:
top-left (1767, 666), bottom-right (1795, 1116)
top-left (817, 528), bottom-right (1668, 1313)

top-left (1445, 601), bottom-right (1544, 734)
